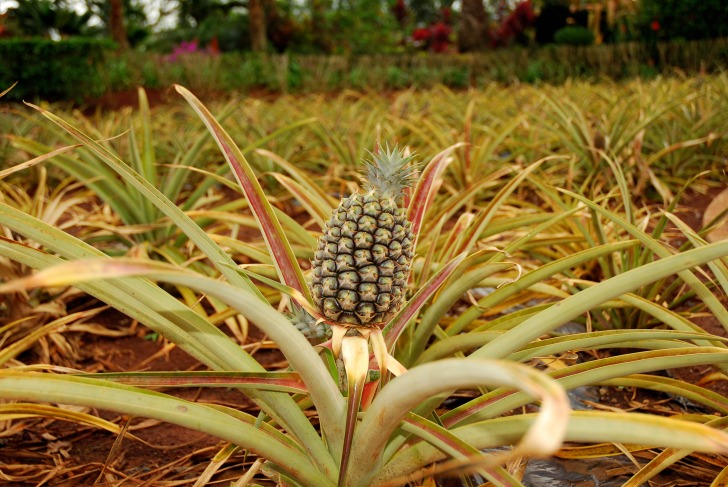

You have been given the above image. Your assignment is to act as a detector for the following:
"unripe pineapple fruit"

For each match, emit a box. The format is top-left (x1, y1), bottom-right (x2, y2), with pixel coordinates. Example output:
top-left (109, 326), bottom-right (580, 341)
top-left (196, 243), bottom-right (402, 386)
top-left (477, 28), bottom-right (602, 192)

top-left (312, 147), bottom-right (417, 326)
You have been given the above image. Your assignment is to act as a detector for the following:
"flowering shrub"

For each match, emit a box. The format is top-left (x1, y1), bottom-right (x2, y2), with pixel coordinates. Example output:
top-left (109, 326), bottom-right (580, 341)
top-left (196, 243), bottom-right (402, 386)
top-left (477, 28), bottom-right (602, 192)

top-left (492, 0), bottom-right (536, 48)
top-left (165, 39), bottom-right (219, 63)
top-left (411, 22), bottom-right (452, 52)
top-left (410, 8), bottom-right (453, 53)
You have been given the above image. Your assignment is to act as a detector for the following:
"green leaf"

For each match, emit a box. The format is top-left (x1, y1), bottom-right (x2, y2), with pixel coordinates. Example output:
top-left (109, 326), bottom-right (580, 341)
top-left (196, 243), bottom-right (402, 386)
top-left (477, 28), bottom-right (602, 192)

top-left (0, 227), bottom-right (335, 476)
top-left (445, 347), bottom-right (728, 427)
top-left (0, 256), bottom-right (346, 453)
top-left (562, 189), bottom-right (728, 332)
top-left (471, 240), bottom-right (728, 361)
top-left (448, 240), bottom-right (638, 335)
top-left (84, 371), bottom-right (308, 394)
top-left (347, 358), bottom-right (569, 486)
top-left (174, 85), bottom-right (311, 302)
top-left (377, 411), bottom-right (728, 484)
top-left (23, 102), bottom-right (264, 299)
top-left (0, 371), bottom-right (335, 487)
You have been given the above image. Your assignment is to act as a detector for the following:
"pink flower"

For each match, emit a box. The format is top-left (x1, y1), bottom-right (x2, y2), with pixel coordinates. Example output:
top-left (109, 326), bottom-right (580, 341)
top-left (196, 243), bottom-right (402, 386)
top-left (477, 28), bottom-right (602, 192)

top-left (165, 40), bottom-right (207, 63)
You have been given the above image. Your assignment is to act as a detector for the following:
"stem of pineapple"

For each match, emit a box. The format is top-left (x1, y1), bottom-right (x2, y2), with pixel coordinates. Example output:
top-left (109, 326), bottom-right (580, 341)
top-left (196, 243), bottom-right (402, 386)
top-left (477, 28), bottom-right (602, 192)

top-left (338, 333), bottom-right (369, 487)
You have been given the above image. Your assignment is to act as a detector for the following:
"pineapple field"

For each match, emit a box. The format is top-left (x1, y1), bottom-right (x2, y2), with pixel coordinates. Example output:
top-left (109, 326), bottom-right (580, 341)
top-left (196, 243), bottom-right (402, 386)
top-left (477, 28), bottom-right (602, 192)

top-left (1, 74), bottom-right (728, 486)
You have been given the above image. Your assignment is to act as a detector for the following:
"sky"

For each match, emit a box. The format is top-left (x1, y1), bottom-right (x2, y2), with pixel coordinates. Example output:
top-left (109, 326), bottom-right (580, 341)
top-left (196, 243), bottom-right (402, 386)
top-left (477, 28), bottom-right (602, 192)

top-left (1, 1), bottom-right (20, 12)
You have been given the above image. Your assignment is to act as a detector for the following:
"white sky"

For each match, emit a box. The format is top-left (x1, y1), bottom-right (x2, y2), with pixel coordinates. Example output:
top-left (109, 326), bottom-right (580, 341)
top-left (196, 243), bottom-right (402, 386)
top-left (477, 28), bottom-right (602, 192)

top-left (0, 0), bottom-right (19, 12)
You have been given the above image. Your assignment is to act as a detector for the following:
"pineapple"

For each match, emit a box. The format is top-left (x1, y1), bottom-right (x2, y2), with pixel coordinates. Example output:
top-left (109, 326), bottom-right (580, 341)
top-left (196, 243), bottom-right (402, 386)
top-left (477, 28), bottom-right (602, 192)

top-left (312, 146), bottom-right (417, 326)
top-left (289, 306), bottom-right (331, 340)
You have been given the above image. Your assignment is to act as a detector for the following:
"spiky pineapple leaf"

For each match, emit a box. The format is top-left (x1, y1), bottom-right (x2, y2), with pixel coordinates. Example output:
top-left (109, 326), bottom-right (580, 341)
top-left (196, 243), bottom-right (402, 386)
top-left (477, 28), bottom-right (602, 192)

top-left (363, 145), bottom-right (418, 198)
top-left (408, 144), bottom-right (463, 241)
top-left (174, 85), bottom-right (312, 303)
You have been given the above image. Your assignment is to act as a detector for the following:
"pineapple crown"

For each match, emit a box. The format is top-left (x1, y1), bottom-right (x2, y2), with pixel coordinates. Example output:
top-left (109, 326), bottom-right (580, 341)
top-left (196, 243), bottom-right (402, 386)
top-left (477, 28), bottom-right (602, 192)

top-left (362, 145), bottom-right (418, 199)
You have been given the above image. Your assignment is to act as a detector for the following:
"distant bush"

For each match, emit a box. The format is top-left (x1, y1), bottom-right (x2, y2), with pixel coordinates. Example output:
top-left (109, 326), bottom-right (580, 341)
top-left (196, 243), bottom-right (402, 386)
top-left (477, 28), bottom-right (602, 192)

top-left (0, 38), bottom-right (113, 102)
top-left (638, 0), bottom-right (728, 41)
top-left (6, 37), bottom-right (728, 103)
top-left (553, 26), bottom-right (595, 46)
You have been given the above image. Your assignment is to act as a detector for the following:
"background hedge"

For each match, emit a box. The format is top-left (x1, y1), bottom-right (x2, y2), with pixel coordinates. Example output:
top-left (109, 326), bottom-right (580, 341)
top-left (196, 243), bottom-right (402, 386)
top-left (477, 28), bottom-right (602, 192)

top-left (0, 38), bottom-right (113, 102)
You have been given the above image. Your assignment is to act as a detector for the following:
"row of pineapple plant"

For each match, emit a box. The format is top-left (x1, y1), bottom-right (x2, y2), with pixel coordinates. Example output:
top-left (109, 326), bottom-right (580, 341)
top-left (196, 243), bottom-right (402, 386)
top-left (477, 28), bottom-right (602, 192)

top-left (1, 76), bottom-right (728, 484)
top-left (5, 75), bottom-right (727, 202)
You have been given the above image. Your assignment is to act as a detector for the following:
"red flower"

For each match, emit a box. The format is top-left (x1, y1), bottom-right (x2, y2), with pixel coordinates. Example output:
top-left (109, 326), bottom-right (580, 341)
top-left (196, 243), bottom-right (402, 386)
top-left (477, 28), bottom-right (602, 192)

top-left (411, 21), bottom-right (452, 52)
top-left (207, 37), bottom-right (220, 55)
top-left (651, 19), bottom-right (660, 31)
top-left (412, 28), bottom-right (432, 42)
top-left (432, 22), bottom-right (452, 42)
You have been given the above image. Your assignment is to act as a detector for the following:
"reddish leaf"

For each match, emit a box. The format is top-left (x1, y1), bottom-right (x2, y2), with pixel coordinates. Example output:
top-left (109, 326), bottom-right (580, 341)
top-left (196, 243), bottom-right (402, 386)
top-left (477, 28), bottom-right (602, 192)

top-left (90, 371), bottom-right (308, 394)
top-left (384, 253), bottom-right (466, 349)
top-left (175, 86), bottom-right (311, 302)
top-left (408, 143), bottom-right (464, 244)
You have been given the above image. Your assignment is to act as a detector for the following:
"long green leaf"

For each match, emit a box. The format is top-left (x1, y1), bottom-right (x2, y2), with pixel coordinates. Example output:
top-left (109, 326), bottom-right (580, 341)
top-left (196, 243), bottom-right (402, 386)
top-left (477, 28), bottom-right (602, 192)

top-left (0, 371), bottom-right (334, 487)
top-left (0, 257), bottom-right (346, 451)
top-left (348, 358), bottom-right (569, 487)
top-left (409, 254), bottom-right (517, 362)
top-left (599, 375), bottom-right (728, 415)
top-left (562, 189), bottom-right (728, 331)
top-left (665, 211), bottom-right (728, 296)
top-left (448, 240), bottom-right (638, 334)
top-left (81, 370), bottom-right (308, 394)
top-left (0, 223), bottom-right (334, 475)
top-left (375, 411), bottom-right (728, 485)
top-left (174, 85), bottom-right (311, 301)
top-left (446, 348), bottom-right (728, 427)
top-left (8, 136), bottom-right (141, 224)
top-left (23, 102), bottom-right (263, 299)
top-left (471, 240), bottom-right (728, 361)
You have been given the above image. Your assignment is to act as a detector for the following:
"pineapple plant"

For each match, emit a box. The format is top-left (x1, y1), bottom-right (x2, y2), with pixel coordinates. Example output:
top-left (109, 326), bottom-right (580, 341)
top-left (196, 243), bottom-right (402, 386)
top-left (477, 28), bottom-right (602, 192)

top-left (311, 147), bottom-right (417, 327)
top-left (289, 305), bottom-right (332, 340)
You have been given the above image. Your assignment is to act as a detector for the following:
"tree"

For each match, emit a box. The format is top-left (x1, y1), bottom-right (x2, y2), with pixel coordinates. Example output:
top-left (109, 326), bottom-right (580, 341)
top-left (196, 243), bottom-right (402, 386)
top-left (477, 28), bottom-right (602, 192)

top-left (4, 0), bottom-right (93, 38)
top-left (176, 0), bottom-right (247, 28)
top-left (84, 0), bottom-right (151, 47)
top-left (248, 0), bottom-right (267, 52)
top-left (458, 0), bottom-right (489, 51)
top-left (175, 0), bottom-right (264, 52)
top-left (309, 0), bottom-right (332, 52)
top-left (109, 0), bottom-right (129, 49)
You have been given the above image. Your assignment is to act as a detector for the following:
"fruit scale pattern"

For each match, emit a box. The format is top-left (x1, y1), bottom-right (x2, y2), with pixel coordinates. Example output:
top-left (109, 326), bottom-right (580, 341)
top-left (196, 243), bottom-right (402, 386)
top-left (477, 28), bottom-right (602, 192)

top-left (311, 147), bottom-right (417, 326)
